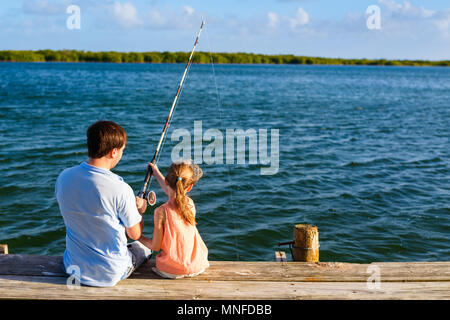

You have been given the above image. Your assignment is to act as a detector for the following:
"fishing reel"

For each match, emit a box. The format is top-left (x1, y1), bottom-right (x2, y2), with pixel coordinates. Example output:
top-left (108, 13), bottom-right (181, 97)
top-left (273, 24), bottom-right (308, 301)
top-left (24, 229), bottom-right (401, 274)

top-left (138, 190), bottom-right (156, 206)
top-left (145, 190), bottom-right (156, 206)
top-left (137, 163), bottom-right (157, 207)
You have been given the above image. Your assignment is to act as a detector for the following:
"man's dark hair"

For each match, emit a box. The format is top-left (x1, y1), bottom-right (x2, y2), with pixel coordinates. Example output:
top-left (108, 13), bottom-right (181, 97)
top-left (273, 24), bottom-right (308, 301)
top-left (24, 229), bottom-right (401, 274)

top-left (87, 121), bottom-right (127, 159)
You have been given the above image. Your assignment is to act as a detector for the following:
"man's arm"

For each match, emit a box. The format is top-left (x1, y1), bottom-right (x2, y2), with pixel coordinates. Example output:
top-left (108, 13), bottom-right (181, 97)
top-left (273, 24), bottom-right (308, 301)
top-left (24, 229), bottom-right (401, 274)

top-left (125, 196), bottom-right (147, 240)
top-left (125, 220), bottom-right (143, 240)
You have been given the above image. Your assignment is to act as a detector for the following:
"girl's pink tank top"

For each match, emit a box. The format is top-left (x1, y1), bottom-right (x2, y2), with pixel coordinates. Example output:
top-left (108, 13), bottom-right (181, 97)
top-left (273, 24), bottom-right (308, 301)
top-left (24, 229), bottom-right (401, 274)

top-left (156, 198), bottom-right (209, 275)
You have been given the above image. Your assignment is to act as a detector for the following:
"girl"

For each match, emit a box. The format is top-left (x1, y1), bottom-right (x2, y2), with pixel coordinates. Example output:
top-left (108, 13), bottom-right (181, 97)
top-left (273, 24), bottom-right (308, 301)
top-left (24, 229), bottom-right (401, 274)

top-left (139, 161), bottom-right (209, 279)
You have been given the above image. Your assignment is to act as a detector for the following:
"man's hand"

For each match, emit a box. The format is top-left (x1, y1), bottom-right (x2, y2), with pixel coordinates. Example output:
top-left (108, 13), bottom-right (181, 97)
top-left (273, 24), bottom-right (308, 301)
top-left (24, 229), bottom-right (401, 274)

top-left (136, 196), bottom-right (147, 214)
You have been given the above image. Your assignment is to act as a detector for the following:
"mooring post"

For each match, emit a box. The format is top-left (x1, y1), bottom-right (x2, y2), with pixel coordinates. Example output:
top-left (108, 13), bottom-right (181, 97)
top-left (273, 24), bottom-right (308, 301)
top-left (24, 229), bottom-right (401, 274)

top-left (292, 224), bottom-right (319, 262)
top-left (0, 244), bottom-right (8, 255)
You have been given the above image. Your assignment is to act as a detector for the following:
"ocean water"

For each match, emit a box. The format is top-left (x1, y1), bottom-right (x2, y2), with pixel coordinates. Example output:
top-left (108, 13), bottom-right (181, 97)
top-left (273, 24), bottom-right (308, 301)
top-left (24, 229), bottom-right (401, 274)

top-left (0, 62), bottom-right (448, 263)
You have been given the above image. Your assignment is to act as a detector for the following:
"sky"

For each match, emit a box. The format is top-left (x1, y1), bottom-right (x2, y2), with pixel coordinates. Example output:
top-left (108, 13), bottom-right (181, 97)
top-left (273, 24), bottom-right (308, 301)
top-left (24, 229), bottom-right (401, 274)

top-left (0, 0), bottom-right (449, 60)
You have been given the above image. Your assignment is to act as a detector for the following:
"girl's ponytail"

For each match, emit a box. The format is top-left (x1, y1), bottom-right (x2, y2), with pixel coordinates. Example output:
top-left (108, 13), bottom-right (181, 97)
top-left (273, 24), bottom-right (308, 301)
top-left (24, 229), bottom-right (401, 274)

top-left (175, 176), bottom-right (195, 225)
top-left (166, 161), bottom-right (203, 225)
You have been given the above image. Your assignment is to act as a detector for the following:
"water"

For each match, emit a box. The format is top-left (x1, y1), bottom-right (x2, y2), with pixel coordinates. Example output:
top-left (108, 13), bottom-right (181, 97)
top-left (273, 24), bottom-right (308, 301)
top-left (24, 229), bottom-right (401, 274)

top-left (0, 62), bottom-right (448, 263)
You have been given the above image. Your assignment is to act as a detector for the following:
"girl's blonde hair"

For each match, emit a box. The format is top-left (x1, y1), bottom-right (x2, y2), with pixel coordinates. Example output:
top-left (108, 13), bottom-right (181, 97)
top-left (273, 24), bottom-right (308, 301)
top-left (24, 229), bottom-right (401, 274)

top-left (165, 161), bottom-right (203, 225)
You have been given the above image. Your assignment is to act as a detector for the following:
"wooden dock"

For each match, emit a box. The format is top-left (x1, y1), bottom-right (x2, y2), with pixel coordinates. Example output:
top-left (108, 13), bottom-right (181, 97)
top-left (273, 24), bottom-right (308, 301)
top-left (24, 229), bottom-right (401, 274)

top-left (0, 254), bottom-right (449, 299)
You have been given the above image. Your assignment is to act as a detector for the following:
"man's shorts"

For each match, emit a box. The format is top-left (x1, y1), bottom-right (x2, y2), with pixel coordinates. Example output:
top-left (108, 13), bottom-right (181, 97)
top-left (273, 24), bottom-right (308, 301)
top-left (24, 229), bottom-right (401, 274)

top-left (121, 241), bottom-right (153, 280)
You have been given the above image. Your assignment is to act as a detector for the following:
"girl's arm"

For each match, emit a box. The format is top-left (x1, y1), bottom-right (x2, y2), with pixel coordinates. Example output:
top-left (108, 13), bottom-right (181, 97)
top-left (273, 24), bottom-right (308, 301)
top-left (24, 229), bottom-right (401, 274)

top-left (148, 163), bottom-right (169, 196)
top-left (151, 206), bottom-right (165, 251)
top-left (137, 234), bottom-right (153, 249)
top-left (139, 206), bottom-right (165, 251)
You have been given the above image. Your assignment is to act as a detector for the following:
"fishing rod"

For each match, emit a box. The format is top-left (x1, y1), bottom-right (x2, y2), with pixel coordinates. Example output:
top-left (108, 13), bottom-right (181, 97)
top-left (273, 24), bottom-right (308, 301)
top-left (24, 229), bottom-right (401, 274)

top-left (138, 20), bottom-right (205, 206)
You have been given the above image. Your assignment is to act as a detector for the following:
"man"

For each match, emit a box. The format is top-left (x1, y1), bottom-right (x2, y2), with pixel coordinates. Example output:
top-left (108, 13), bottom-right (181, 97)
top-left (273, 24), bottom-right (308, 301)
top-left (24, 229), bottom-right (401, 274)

top-left (56, 120), bottom-right (151, 287)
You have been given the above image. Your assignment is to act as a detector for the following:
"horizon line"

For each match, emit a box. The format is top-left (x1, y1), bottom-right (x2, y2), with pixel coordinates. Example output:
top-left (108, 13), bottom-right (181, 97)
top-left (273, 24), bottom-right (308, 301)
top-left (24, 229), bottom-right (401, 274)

top-left (0, 49), bottom-right (449, 63)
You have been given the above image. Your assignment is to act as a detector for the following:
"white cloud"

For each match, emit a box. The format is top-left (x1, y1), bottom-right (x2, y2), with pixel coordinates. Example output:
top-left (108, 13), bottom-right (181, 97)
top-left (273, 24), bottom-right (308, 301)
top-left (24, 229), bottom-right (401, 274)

top-left (22, 0), bottom-right (66, 15)
top-left (144, 5), bottom-right (200, 30)
top-left (263, 8), bottom-right (310, 33)
top-left (378, 0), bottom-right (435, 18)
top-left (183, 5), bottom-right (195, 16)
top-left (432, 9), bottom-right (450, 37)
top-left (149, 8), bottom-right (166, 27)
top-left (288, 7), bottom-right (309, 29)
top-left (373, 0), bottom-right (450, 39)
top-left (112, 2), bottom-right (142, 28)
top-left (377, 0), bottom-right (401, 13)
top-left (267, 12), bottom-right (279, 28)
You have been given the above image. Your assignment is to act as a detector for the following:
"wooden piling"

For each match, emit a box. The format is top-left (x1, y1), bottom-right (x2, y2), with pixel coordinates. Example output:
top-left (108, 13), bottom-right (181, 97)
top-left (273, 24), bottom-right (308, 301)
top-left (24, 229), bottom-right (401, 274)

top-left (0, 244), bottom-right (8, 255)
top-left (292, 224), bottom-right (319, 262)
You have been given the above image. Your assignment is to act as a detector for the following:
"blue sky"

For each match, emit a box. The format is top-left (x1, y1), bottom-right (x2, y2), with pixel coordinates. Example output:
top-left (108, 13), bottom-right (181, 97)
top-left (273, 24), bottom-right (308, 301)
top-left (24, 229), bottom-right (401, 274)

top-left (0, 0), bottom-right (449, 60)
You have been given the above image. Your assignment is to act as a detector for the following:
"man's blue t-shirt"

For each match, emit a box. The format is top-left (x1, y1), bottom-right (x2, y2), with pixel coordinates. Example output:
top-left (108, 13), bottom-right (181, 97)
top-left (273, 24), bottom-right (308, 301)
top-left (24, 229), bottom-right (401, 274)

top-left (55, 162), bottom-right (142, 287)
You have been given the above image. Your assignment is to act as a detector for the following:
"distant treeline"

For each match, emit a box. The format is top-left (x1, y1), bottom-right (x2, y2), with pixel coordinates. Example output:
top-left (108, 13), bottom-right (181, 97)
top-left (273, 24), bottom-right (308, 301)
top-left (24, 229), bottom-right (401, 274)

top-left (0, 50), bottom-right (449, 67)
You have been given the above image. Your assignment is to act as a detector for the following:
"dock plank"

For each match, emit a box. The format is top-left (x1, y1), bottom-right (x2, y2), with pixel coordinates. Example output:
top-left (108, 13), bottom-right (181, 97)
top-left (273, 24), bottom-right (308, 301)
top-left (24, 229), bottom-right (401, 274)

top-left (0, 255), bottom-right (448, 300)
top-left (135, 260), bottom-right (450, 282)
top-left (0, 254), bottom-right (64, 277)
top-left (0, 255), bottom-right (449, 282)
top-left (0, 275), bottom-right (449, 300)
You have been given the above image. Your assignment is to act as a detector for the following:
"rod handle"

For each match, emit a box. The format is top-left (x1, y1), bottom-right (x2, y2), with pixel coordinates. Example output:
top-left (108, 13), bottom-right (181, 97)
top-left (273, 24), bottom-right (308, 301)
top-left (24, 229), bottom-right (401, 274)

top-left (144, 165), bottom-right (153, 184)
top-left (137, 165), bottom-right (154, 199)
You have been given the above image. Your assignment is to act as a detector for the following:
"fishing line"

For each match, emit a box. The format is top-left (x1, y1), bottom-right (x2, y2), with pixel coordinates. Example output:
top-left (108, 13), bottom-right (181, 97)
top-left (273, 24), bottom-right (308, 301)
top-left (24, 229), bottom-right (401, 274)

top-left (205, 28), bottom-right (240, 261)
top-left (154, 50), bottom-right (195, 167)
top-left (141, 68), bottom-right (190, 203)
top-left (138, 21), bottom-right (205, 205)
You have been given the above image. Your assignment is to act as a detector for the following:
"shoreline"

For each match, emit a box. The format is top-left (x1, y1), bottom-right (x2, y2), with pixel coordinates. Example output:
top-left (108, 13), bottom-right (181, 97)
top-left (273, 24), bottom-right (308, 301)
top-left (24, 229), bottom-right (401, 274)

top-left (1, 61), bottom-right (449, 68)
top-left (1, 50), bottom-right (449, 67)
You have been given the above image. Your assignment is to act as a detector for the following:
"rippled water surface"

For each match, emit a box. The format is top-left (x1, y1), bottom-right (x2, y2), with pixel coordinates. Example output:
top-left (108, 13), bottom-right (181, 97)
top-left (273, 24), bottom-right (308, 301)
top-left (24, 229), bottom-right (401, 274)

top-left (0, 62), bottom-right (448, 262)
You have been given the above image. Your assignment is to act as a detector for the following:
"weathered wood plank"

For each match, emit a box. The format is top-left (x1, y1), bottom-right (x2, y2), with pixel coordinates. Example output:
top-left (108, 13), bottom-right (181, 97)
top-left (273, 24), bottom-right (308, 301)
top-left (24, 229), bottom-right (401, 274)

top-left (0, 255), bottom-right (64, 277)
top-left (0, 255), bottom-right (449, 282)
top-left (135, 260), bottom-right (450, 282)
top-left (0, 275), bottom-right (448, 300)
